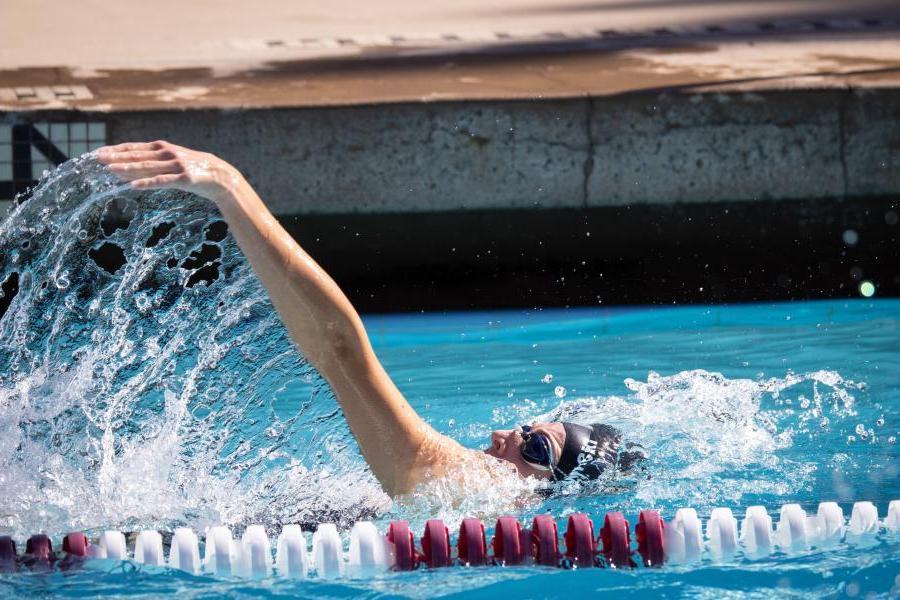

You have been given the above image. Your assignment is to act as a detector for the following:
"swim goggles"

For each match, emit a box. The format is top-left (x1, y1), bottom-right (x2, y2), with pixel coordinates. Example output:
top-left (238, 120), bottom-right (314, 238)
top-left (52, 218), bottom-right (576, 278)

top-left (518, 425), bottom-right (561, 479)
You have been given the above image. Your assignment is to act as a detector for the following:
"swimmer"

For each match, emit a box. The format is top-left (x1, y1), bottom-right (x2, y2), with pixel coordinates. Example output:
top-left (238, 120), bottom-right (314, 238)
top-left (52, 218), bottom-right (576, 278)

top-left (97, 140), bottom-right (644, 496)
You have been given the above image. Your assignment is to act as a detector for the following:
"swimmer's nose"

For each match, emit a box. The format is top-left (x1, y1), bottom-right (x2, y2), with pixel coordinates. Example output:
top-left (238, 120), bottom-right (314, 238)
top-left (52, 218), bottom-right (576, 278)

top-left (487, 429), bottom-right (511, 456)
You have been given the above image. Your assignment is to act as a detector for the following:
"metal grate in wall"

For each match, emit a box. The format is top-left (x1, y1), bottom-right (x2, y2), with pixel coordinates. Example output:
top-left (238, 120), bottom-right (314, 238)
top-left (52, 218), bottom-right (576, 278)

top-left (0, 122), bottom-right (107, 201)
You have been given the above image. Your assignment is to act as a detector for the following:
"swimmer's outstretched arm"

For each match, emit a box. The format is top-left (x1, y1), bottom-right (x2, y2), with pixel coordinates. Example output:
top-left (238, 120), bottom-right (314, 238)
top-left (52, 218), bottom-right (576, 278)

top-left (97, 140), bottom-right (470, 495)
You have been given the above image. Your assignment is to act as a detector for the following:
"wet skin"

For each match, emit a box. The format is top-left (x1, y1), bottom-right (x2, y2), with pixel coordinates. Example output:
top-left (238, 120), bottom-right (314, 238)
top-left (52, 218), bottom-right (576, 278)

top-left (484, 421), bottom-right (566, 480)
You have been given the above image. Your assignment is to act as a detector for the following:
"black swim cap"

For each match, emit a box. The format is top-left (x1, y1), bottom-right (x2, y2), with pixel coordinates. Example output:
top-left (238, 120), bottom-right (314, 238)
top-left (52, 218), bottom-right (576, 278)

top-left (555, 422), bottom-right (623, 481)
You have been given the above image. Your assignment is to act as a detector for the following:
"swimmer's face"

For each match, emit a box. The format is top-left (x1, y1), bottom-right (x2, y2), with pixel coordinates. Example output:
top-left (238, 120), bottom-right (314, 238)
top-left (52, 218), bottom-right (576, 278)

top-left (484, 421), bottom-right (565, 479)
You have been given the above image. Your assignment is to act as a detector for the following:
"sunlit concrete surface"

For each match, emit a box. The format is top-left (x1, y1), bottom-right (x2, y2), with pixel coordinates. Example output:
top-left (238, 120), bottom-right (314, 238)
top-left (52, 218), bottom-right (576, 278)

top-left (2, 0), bottom-right (899, 72)
top-left (1, 0), bottom-right (900, 110)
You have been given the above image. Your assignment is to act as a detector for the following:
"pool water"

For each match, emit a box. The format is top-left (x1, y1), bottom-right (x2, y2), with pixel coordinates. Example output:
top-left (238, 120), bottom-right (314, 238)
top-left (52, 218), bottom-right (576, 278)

top-left (0, 157), bottom-right (898, 597)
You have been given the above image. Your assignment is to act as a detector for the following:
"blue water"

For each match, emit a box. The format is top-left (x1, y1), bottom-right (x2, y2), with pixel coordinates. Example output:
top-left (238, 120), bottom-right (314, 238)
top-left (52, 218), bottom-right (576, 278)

top-left (0, 157), bottom-right (897, 597)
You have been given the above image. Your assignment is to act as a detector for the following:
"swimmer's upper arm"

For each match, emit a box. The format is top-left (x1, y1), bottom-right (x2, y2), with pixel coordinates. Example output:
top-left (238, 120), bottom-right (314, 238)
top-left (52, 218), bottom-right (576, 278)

top-left (313, 318), bottom-right (440, 495)
top-left (214, 177), bottom-right (442, 495)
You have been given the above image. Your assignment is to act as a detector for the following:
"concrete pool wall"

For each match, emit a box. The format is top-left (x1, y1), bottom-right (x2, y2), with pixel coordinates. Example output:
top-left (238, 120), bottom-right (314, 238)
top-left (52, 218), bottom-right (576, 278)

top-left (93, 89), bottom-right (897, 213)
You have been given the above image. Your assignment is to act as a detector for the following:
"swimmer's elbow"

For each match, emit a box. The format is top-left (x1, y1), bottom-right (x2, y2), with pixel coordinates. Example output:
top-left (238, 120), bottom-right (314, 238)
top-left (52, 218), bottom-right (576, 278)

top-left (318, 318), bottom-right (372, 369)
top-left (285, 305), bottom-right (364, 366)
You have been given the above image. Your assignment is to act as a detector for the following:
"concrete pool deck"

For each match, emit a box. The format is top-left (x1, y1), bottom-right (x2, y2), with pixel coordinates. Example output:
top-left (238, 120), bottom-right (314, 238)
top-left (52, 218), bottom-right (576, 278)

top-left (1, 0), bottom-right (898, 309)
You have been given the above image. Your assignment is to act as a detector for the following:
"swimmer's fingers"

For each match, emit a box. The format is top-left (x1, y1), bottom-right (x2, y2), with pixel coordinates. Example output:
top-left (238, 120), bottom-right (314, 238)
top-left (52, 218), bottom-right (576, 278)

top-left (107, 160), bottom-right (180, 181)
top-left (97, 140), bottom-right (170, 158)
top-left (97, 149), bottom-right (177, 165)
top-left (130, 174), bottom-right (184, 190)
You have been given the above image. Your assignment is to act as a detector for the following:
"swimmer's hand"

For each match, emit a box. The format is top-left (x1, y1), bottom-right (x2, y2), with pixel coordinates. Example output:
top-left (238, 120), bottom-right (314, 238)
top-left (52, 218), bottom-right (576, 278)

top-left (96, 140), bottom-right (244, 204)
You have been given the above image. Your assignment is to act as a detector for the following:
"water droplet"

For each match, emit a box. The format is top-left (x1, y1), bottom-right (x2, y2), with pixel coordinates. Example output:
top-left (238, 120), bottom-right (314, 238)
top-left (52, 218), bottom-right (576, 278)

top-left (55, 271), bottom-right (70, 289)
top-left (859, 280), bottom-right (875, 297)
top-left (847, 435), bottom-right (856, 443)
top-left (876, 417), bottom-right (885, 427)
top-left (541, 374), bottom-right (553, 383)
top-left (842, 229), bottom-right (859, 246)
top-left (554, 386), bottom-right (566, 398)
top-left (855, 423), bottom-right (866, 435)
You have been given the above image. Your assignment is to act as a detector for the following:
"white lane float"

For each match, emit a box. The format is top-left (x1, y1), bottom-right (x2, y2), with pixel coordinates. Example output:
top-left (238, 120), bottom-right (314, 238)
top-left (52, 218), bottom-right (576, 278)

top-left (276, 524), bottom-right (308, 578)
top-left (97, 530), bottom-right (127, 561)
top-left (812, 502), bottom-right (845, 546)
top-left (348, 521), bottom-right (391, 576)
top-left (706, 507), bottom-right (738, 561)
top-left (740, 506), bottom-right (773, 558)
top-left (665, 508), bottom-right (702, 564)
top-left (204, 526), bottom-right (235, 575)
top-left (775, 504), bottom-right (809, 552)
top-left (848, 501), bottom-right (878, 535)
top-left (169, 527), bottom-right (201, 573)
top-left (134, 530), bottom-right (164, 566)
top-left (885, 500), bottom-right (900, 532)
top-left (312, 523), bottom-right (343, 578)
top-left (236, 525), bottom-right (273, 578)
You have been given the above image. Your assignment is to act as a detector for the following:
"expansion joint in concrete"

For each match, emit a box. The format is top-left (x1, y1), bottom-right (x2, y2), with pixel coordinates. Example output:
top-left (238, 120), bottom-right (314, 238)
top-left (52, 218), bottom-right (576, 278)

top-left (837, 87), bottom-right (852, 200)
top-left (582, 97), bottom-right (595, 208)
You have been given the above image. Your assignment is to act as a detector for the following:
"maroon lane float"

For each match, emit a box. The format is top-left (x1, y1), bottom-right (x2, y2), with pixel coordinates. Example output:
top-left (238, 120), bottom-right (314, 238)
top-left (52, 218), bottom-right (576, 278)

top-left (564, 513), bottom-right (597, 568)
top-left (491, 516), bottom-right (525, 565)
top-left (636, 510), bottom-right (666, 567)
top-left (421, 519), bottom-right (452, 568)
top-left (458, 518), bottom-right (487, 566)
top-left (387, 520), bottom-right (417, 571)
top-left (600, 512), bottom-right (635, 568)
top-left (531, 515), bottom-right (560, 566)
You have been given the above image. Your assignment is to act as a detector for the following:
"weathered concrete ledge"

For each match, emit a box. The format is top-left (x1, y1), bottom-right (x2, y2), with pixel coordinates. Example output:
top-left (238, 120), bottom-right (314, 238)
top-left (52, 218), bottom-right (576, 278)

top-left (1, 86), bottom-right (898, 309)
top-left (77, 88), bottom-right (900, 213)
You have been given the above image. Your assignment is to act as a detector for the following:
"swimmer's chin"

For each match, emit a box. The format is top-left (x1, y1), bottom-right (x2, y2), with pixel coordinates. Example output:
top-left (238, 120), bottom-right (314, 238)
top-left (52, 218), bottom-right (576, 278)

top-left (483, 452), bottom-right (520, 477)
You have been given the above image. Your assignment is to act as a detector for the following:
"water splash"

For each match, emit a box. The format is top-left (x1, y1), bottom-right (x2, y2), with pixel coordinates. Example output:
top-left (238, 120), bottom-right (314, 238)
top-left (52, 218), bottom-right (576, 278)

top-left (0, 155), bottom-right (387, 538)
top-left (396, 453), bottom-right (542, 534)
top-left (528, 368), bottom-right (866, 511)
